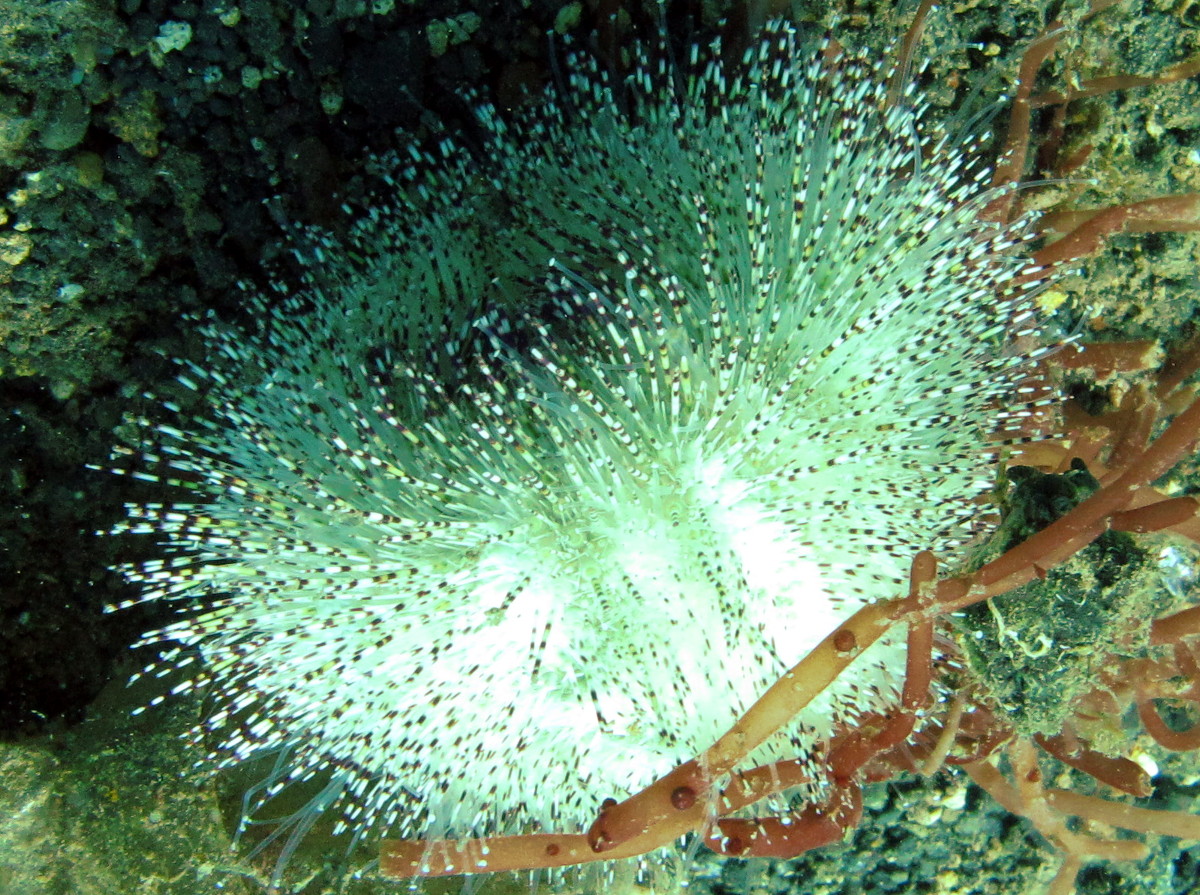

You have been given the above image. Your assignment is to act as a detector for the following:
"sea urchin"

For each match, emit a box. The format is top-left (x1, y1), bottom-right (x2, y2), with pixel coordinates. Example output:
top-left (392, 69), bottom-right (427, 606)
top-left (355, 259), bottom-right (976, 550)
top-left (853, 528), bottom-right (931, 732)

top-left (105, 17), bottom-right (1060, 884)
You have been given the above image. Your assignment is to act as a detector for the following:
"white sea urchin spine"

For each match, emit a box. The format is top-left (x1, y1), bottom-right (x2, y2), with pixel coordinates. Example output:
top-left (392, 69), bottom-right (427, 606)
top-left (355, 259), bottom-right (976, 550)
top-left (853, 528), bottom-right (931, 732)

top-left (106, 20), bottom-right (1053, 881)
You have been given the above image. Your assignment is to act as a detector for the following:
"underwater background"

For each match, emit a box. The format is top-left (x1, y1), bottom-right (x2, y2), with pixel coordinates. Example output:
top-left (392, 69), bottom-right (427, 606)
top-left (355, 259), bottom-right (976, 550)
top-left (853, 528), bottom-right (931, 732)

top-left (2, 0), bottom-right (1199, 893)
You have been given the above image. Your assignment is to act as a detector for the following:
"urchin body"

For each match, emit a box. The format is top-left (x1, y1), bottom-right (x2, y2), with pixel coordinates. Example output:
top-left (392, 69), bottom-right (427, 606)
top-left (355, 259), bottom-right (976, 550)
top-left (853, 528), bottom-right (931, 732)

top-left (110, 23), bottom-right (1049, 864)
